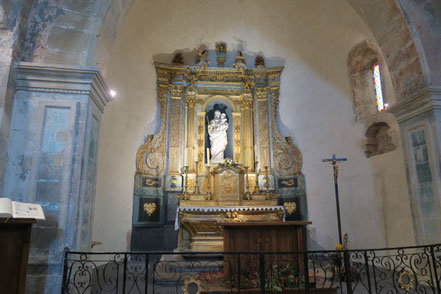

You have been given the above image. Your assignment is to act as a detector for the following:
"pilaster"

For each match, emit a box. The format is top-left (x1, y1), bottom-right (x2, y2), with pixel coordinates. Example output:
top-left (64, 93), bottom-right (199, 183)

top-left (2, 62), bottom-right (111, 293)
top-left (185, 93), bottom-right (196, 171)
top-left (167, 85), bottom-right (183, 175)
top-left (389, 86), bottom-right (441, 244)
top-left (255, 87), bottom-right (270, 170)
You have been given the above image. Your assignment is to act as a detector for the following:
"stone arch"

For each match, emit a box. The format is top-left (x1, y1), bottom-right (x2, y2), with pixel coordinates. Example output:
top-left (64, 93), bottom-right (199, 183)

top-left (19, 0), bottom-right (134, 73)
top-left (365, 122), bottom-right (396, 158)
top-left (348, 39), bottom-right (396, 122)
top-left (345, 0), bottom-right (434, 99)
top-left (348, 39), bottom-right (400, 158)
top-left (202, 95), bottom-right (239, 113)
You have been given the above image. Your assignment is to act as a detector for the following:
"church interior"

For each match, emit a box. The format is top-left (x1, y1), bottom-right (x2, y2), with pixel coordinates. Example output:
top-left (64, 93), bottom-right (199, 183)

top-left (1, 0), bottom-right (441, 293)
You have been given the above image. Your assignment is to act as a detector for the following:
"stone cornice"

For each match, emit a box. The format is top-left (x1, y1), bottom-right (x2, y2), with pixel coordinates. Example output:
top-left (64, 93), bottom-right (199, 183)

top-left (388, 86), bottom-right (441, 123)
top-left (15, 62), bottom-right (112, 112)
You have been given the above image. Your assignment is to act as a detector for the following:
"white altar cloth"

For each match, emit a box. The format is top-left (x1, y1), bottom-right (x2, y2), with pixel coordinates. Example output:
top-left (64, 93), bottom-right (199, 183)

top-left (174, 206), bottom-right (285, 230)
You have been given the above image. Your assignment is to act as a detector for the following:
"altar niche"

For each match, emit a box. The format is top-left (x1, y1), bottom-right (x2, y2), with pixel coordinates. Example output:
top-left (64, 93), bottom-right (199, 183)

top-left (132, 45), bottom-right (307, 252)
top-left (205, 102), bottom-right (233, 163)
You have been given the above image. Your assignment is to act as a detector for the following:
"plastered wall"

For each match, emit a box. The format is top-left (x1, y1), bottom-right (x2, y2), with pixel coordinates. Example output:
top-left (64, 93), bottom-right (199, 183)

top-left (92, 0), bottom-right (414, 251)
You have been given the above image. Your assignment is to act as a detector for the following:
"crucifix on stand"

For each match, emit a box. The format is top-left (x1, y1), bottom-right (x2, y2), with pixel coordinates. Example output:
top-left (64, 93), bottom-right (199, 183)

top-left (322, 154), bottom-right (347, 245)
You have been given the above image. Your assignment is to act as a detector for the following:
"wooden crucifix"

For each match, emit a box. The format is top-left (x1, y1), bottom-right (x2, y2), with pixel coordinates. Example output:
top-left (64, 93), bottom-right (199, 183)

top-left (322, 154), bottom-right (347, 245)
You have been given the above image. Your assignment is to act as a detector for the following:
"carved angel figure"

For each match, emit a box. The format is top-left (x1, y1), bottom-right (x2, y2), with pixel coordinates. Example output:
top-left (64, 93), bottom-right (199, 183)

top-left (233, 51), bottom-right (246, 72)
top-left (196, 49), bottom-right (210, 70)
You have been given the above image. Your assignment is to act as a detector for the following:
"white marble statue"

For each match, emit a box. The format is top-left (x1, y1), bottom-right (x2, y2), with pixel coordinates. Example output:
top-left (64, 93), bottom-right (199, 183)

top-left (208, 110), bottom-right (228, 163)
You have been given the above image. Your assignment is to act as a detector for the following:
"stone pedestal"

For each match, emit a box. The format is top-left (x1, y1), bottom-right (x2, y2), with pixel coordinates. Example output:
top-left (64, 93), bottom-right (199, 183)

top-left (389, 87), bottom-right (441, 244)
top-left (1, 62), bottom-right (111, 294)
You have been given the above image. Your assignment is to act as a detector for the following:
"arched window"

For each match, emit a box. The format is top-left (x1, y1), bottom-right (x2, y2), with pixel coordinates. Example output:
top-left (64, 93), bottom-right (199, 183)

top-left (348, 39), bottom-right (398, 157)
top-left (372, 63), bottom-right (384, 112)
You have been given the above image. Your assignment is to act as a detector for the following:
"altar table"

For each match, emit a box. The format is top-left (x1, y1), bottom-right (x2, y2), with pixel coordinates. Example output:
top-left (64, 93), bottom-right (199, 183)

top-left (175, 206), bottom-right (286, 251)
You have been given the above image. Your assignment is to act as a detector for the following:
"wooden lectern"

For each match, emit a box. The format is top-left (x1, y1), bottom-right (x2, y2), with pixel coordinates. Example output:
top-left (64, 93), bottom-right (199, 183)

top-left (0, 218), bottom-right (36, 294)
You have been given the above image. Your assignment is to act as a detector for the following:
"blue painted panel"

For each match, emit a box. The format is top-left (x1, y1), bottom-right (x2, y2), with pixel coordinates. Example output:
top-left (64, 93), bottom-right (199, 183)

top-left (36, 107), bottom-right (70, 204)
top-left (410, 129), bottom-right (440, 243)
top-left (81, 116), bottom-right (99, 243)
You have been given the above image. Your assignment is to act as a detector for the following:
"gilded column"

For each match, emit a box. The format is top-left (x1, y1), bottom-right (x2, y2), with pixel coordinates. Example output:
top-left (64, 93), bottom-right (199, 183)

top-left (255, 87), bottom-right (270, 171)
top-left (196, 111), bottom-right (206, 173)
top-left (167, 85), bottom-right (184, 175)
top-left (185, 94), bottom-right (196, 171)
top-left (233, 112), bottom-right (241, 162)
top-left (241, 95), bottom-right (254, 169)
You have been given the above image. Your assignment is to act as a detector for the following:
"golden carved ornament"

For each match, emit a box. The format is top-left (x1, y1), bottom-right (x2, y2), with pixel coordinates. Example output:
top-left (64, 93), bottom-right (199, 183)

top-left (217, 211), bottom-right (244, 223)
top-left (197, 89), bottom-right (242, 96)
top-left (181, 277), bottom-right (201, 294)
top-left (143, 203), bottom-right (156, 216)
top-left (136, 86), bottom-right (168, 175)
top-left (241, 98), bottom-right (253, 108)
top-left (145, 178), bottom-right (160, 187)
top-left (220, 171), bottom-right (238, 198)
top-left (281, 179), bottom-right (296, 186)
top-left (255, 87), bottom-right (269, 99)
top-left (186, 96), bottom-right (197, 108)
top-left (187, 178), bottom-right (195, 192)
top-left (197, 115), bottom-right (205, 172)
top-left (397, 269), bottom-right (414, 291)
top-left (284, 202), bottom-right (297, 215)
top-left (188, 75), bottom-right (198, 91)
top-left (233, 116), bottom-right (241, 161)
top-left (169, 84), bottom-right (184, 97)
top-left (270, 88), bottom-right (302, 175)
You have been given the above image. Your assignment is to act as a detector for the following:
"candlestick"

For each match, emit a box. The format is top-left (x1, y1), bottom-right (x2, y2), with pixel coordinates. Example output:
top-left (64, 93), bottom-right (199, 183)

top-left (207, 147), bottom-right (210, 166)
top-left (194, 160), bottom-right (200, 194)
top-left (183, 166), bottom-right (189, 199)
top-left (254, 144), bottom-right (257, 172)
top-left (206, 166), bottom-right (212, 200)
top-left (245, 166), bottom-right (251, 200)
top-left (253, 161), bottom-right (260, 194)
top-left (264, 166), bottom-right (270, 200)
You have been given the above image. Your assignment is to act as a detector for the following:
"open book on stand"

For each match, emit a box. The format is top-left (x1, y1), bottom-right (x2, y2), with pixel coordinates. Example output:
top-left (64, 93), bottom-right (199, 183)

top-left (0, 198), bottom-right (45, 220)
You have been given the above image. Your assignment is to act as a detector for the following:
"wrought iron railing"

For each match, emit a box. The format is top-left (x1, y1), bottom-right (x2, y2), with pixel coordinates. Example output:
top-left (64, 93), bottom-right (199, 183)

top-left (61, 244), bottom-right (441, 293)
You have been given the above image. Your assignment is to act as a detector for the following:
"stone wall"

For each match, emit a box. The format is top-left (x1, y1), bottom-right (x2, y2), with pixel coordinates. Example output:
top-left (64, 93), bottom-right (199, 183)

top-left (91, 0), bottom-right (413, 252)
top-left (0, 0), bottom-right (35, 193)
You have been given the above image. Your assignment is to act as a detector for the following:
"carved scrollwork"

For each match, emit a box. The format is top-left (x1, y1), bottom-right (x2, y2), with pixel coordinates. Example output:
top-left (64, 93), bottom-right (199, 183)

top-left (270, 88), bottom-right (302, 175)
top-left (136, 86), bottom-right (169, 175)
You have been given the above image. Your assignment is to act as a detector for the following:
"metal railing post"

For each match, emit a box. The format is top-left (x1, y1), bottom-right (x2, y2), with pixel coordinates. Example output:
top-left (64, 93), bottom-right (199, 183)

top-left (430, 246), bottom-right (441, 293)
top-left (145, 254), bottom-right (149, 294)
top-left (259, 253), bottom-right (265, 293)
top-left (343, 251), bottom-right (352, 294)
top-left (363, 250), bottom-right (372, 294)
top-left (122, 253), bottom-right (128, 294)
top-left (60, 248), bottom-right (69, 294)
top-left (303, 252), bottom-right (310, 293)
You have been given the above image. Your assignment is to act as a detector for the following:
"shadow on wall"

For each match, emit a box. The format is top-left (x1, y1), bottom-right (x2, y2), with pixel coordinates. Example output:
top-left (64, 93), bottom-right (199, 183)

top-left (152, 43), bottom-right (285, 68)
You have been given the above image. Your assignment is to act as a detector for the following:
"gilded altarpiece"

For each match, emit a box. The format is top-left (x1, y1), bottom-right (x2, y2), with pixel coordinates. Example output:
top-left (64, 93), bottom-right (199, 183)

top-left (131, 48), bottom-right (307, 251)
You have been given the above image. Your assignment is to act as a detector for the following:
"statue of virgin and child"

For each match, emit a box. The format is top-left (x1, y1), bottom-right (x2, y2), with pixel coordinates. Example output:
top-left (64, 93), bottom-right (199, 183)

top-left (207, 110), bottom-right (229, 163)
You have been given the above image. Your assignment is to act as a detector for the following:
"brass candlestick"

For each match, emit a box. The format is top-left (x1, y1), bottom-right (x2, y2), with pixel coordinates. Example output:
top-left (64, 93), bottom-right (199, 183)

top-left (245, 166), bottom-right (251, 200)
top-left (264, 166), bottom-right (270, 200)
top-left (206, 166), bottom-right (212, 200)
top-left (253, 161), bottom-right (260, 194)
top-left (194, 161), bottom-right (200, 194)
top-left (183, 166), bottom-right (189, 200)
